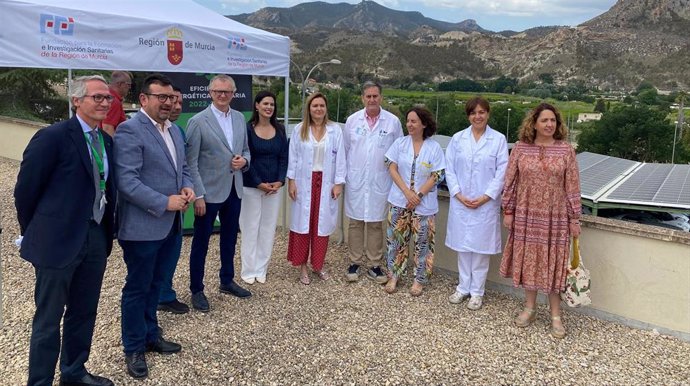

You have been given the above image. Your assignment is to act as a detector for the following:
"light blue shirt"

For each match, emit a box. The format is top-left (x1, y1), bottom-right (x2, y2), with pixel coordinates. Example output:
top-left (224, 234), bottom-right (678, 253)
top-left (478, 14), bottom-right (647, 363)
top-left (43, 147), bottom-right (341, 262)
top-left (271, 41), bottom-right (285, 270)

top-left (76, 114), bottom-right (109, 181)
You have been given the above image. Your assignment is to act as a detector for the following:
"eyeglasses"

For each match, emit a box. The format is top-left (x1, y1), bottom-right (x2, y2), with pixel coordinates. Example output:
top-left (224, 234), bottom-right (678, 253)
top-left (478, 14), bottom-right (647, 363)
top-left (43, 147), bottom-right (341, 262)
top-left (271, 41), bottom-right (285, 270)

top-left (211, 90), bottom-right (235, 96)
top-left (145, 93), bottom-right (179, 103)
top-left (84, 94), bottom-right (114, 103)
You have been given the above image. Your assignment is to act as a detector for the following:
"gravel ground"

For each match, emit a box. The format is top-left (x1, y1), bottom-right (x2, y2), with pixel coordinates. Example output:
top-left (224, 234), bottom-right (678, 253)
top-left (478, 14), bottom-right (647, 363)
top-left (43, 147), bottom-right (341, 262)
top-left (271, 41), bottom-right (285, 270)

top-left (1, 156), bottom-right (689, 386)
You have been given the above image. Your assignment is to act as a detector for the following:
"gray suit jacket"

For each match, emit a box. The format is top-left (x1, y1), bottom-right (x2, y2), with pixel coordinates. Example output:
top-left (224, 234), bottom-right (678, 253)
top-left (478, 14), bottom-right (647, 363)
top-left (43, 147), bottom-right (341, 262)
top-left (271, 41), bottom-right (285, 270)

top-left (114, 111), bottom-right (193, 241)
top-left (185, 105), bottom-right (250, 203)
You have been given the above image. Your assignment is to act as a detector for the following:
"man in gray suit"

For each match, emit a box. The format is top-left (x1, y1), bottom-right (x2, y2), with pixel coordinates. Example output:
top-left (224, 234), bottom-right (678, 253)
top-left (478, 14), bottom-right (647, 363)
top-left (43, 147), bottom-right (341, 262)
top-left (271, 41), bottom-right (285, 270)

top-left (186, 74), bottom-right (251, 312)
top-left (114, 74), bottom-right (195, 379)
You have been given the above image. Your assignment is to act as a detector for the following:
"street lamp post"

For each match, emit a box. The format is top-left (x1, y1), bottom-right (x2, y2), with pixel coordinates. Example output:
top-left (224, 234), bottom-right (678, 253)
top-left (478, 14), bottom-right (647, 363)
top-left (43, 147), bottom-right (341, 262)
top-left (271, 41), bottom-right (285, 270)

top-left (301, 59), bottom-right (341, 114)
top-left (506, 108), bottom-right (512, 141)
top-left (672, 120), bottom-right (679, 164)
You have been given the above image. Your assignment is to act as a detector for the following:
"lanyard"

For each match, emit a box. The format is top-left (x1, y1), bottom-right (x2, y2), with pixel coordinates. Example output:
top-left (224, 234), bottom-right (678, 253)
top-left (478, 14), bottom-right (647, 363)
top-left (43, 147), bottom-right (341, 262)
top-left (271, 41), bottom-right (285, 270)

top-left (84, 131), bottom-right (106, 191)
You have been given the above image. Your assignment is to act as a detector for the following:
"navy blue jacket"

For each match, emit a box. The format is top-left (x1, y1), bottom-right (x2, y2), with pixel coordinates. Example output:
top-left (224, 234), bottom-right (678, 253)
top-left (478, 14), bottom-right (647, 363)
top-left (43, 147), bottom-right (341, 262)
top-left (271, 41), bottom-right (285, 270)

top-left (14, 116), bottom-right (117, 268)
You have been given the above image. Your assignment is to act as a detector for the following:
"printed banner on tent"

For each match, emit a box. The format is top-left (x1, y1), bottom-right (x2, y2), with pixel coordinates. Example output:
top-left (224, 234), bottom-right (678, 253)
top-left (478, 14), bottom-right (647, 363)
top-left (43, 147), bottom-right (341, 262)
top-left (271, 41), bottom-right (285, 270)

top-left (0, 1), bottom-right (290, 77)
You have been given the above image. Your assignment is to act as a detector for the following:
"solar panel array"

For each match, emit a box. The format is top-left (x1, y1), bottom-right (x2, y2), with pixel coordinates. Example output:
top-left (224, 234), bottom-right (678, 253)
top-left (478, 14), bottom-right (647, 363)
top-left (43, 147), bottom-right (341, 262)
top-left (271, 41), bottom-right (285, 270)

top-left (576, 151), bottom-right (690, 210)
top-left (605, 163), bottom-right (690, 208)
top-left (576, 152), bottom-right (640, 199)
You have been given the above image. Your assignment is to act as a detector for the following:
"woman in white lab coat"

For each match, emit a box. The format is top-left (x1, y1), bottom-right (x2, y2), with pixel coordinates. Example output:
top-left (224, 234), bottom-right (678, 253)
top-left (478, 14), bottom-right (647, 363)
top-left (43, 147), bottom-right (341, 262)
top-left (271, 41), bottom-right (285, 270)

top-left (445, 97), bottom-right (508, 310)
top-left (286, 92), bottom-right (346, 285)
top-left (384, 107), bottom-right (446, 297)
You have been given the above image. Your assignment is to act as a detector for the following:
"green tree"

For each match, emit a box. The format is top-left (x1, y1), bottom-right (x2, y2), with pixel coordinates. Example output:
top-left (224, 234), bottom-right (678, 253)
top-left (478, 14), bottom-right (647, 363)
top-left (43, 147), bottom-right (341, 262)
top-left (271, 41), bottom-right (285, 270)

top-left (594, 98), bottom-right (606, 113)
top-left (0, 68), bottom-right (69, 122)
top-left (577, 105), bottom-right (688, 163)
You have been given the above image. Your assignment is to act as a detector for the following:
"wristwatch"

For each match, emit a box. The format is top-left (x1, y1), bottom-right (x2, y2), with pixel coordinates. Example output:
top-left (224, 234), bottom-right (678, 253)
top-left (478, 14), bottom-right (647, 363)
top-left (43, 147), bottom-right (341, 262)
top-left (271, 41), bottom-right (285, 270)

top-left (417, 191), bottom-right (424, 199)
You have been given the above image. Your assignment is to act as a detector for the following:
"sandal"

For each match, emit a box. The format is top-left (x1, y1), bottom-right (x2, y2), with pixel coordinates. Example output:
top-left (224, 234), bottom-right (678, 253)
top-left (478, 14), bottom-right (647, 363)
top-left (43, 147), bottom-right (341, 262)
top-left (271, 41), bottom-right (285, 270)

top-left (315, 270), bottom-right (330, 281)
top-left (299, 271), bottom-right (311, 285)
top-left (514, 307), bottom-right (536, 327)
top-left (550, 315), bottom-right (566, 339)
top-left (384, 278), bottom-right (398, 294)
top-left (409, 281), bottom-right (424, 297)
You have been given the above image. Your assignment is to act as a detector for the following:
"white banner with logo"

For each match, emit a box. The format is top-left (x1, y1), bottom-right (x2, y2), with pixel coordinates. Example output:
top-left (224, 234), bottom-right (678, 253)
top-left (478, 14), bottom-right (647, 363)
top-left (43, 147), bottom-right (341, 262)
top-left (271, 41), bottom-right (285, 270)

top-left (0, 0), bottom-right (290, 77)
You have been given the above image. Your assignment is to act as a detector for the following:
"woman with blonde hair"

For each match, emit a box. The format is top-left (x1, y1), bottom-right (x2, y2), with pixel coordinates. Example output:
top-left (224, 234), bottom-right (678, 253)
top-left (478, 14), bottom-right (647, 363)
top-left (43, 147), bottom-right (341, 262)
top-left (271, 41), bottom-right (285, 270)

top-left (499, 102), bottom-right (581, 339)
top-left (286, 92), bottom-right (346, 284)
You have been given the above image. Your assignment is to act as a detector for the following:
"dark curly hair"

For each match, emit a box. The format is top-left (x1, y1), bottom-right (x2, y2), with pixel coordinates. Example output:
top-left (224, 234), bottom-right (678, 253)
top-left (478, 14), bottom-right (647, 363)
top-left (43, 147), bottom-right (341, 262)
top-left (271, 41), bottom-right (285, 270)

top-left (405, 107), bottom-right (437, 139)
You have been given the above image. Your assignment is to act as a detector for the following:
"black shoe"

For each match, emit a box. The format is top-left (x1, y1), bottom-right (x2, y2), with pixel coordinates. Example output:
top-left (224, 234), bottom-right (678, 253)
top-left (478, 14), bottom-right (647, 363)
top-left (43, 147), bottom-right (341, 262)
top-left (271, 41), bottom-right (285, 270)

top-left (345, 264), bottom-right (360, 282)
top-left (60, 373), bottom-right (114, 386)
top-left (366, 266), bottom-right (389, 284)
top-left (146, 336), bottom-right (182, 355)
top-left (191, 291), bottom-right (210, 312)
top-left (157, 299), bottom-right (190, 314)
top-left (219, 281), bottom-right (252, 298)
top-left (125, 352), bottom-right (148, 379)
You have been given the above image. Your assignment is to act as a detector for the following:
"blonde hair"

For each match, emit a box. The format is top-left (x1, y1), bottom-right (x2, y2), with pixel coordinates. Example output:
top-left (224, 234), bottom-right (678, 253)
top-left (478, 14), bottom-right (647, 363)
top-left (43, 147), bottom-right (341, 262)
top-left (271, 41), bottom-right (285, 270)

top-left (300, 92), bottom-right (329, 141)
top-left (518, 102), bottom-right (568, 144)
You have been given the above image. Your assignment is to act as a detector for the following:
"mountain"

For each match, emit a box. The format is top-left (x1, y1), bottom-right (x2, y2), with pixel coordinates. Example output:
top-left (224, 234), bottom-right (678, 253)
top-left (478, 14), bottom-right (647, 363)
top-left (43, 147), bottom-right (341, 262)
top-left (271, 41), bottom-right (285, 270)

top-left (231, 0), bottom-right (489, 38)
top-left (229, 0), bottom-right (690, 90)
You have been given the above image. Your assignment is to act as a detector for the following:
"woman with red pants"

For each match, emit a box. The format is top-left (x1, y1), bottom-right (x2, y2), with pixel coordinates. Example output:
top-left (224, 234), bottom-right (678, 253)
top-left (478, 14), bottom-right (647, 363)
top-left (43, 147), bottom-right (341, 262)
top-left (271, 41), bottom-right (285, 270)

top-left (287, 92), bottom-right (346, 284)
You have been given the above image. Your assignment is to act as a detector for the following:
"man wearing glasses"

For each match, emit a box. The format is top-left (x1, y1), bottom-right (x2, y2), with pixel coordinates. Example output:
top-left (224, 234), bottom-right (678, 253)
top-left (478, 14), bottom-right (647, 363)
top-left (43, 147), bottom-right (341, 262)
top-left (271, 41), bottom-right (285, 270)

top-left (15, 75), bottom-right (117, 386)
top-left (114, 74), bottom-right (195, 379)
top-left (101, 70), bottom-right (132, 136)
top-left (185, 74), bottom-right (251, 312)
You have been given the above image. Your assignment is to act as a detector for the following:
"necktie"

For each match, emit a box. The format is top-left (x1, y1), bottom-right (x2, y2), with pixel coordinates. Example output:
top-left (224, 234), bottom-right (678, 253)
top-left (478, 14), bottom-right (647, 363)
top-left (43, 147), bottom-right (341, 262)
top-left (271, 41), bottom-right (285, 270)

top-left (88, 129), bottom-right (105, 224)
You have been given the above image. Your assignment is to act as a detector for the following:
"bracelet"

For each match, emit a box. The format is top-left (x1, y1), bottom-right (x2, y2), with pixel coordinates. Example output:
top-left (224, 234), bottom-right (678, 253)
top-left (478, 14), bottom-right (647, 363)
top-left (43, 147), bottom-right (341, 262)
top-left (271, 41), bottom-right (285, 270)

top-left (504, 211), bottom-right (514, 215)
top-left (570, 220), bottom-right (580, 225)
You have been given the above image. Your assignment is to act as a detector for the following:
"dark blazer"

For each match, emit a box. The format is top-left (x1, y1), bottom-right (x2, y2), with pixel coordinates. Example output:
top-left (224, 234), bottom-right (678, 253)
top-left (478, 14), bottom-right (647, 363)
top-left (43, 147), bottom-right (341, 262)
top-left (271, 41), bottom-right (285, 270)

top-left (14, 116), bottom-right (117, 268)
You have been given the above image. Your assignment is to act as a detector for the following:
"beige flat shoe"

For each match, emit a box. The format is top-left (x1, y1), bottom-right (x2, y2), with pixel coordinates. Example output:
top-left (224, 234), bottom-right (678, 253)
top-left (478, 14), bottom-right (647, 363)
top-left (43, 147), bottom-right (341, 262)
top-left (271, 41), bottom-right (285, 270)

top-left (409, 281), bottom-right (424, 297)
top-left (384, 278), bottom-right (398, 294)
top-left (515, 307), bottom-right (536, 327)
top-left (550, 315), bottom-right (566, 339)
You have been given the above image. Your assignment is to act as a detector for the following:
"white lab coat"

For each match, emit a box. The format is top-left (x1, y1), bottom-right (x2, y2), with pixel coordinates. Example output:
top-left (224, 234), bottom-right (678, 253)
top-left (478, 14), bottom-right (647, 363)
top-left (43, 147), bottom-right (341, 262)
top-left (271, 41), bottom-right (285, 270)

top-left (287, 122), bottom-right (346, 236)
top-left (385, 136), bottom-right (446, 216)
top-left (343, 108), bottom-right (403, 221)
top-left (445, 126), bottom-right (508, 254)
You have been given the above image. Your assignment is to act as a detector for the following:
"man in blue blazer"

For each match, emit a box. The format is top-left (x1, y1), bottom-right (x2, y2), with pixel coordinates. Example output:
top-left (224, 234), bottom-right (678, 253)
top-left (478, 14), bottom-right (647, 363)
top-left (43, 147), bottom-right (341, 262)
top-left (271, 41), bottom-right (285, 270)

top-left (15, 75), bottom-right (117, 386)
top-left (114, 74), bottom-right (195, 379)
top-left (186, 74), bottom-right (251, 312)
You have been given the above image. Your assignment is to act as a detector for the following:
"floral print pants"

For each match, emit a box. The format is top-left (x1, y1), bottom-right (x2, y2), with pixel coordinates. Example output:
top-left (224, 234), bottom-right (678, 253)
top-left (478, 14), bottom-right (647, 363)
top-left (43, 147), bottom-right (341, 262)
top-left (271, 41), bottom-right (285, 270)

top-left (385, 205), bottom-right (435, 284)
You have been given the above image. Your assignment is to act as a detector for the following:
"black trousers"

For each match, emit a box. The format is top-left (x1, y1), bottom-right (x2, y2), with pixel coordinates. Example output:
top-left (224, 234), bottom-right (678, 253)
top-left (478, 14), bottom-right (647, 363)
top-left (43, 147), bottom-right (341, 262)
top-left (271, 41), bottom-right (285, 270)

top-left (27, 221), bottom-right (108, 386)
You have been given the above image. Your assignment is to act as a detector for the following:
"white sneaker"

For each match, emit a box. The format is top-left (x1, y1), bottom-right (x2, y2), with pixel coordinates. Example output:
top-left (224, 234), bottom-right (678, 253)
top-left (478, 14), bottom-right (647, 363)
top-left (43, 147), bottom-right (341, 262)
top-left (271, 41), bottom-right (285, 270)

top-left (449, 291), bottom-right (470, 304)
top-left (241, 277), bottom-right (255, 285)
top-left (255, 276), bottom-right (266, 284)
top-left (467, 296), bottom-right (483, 310)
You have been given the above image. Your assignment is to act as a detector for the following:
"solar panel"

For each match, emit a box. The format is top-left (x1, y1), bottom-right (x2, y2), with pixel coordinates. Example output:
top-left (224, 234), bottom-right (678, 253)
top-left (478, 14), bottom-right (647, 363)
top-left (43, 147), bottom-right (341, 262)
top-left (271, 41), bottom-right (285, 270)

top-left (602, 163), bottom-right (690, 209)
top-left (576, 152), bottom-right (640, 200)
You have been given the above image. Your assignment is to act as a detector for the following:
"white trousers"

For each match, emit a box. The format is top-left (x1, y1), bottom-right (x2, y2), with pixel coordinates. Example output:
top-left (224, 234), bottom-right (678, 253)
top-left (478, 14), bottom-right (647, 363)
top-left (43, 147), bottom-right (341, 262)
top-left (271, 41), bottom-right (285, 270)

top-left (239, 186), bottom-right (282, 281)
top-left (456, 251), bottom-right (490, 296)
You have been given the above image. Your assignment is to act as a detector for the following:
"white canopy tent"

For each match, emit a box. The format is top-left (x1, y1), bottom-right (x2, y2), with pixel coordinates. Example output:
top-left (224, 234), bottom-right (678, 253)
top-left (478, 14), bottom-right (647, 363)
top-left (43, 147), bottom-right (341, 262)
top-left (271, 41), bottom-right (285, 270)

top-left (0, 0), bottom-right (292, 119)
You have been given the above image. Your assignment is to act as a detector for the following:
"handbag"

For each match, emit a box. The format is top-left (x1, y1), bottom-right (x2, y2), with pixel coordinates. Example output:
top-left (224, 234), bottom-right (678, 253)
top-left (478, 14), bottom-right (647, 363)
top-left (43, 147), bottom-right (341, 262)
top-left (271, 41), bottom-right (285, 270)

top-left (561, 237), bottom-right (592, 307)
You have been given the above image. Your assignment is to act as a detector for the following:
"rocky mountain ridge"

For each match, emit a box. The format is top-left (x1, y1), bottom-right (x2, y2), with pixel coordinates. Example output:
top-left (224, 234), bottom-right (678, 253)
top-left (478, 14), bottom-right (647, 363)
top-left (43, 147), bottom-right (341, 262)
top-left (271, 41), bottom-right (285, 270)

top-left (230, 0), bottom-right (690, 90)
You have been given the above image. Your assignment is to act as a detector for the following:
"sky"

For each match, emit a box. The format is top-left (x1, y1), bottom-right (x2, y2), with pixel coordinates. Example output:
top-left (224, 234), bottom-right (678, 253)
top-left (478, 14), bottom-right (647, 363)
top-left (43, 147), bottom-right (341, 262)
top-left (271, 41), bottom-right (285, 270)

top-left (193, 0), bottom-right (618, 32)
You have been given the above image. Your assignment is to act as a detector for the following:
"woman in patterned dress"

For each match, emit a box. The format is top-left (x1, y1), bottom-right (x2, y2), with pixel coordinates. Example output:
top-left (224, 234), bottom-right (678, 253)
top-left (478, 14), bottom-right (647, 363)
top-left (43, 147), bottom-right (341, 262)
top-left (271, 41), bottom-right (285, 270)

top-left (383, 107), bottom-right (445, 296)
top-left (499, 102), bottom-right (581, 339)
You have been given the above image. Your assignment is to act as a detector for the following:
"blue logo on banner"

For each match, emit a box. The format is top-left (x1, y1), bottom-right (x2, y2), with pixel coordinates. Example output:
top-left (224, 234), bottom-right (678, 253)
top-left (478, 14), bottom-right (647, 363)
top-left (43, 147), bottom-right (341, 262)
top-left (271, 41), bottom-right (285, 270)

top-left (40, 14), bottom-right (75, 35)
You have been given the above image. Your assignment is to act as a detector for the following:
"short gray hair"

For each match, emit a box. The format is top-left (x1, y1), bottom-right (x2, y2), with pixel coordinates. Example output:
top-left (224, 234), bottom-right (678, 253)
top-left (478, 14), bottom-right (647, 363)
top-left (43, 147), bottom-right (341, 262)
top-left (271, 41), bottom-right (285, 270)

top-left (361, 80), bottom-right (382, 95)
top-left (208, 74), bottom-right (236, 91)
top-left (70, 75), bottom-right (107, 98)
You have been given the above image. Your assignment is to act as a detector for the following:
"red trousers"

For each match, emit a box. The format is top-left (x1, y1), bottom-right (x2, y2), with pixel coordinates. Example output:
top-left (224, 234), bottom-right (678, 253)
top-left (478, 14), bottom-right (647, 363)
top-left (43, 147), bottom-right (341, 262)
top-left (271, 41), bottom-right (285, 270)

top-left (287, 172), bottom-right (329, 271)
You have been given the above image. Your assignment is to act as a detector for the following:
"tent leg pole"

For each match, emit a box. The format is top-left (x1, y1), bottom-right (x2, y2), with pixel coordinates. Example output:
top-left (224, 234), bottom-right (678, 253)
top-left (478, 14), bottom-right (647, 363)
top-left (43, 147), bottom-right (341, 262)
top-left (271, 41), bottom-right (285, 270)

top-left (283, 76), bottom-right (290, 236)
top-left (68, 69), bottom-right (73, 118)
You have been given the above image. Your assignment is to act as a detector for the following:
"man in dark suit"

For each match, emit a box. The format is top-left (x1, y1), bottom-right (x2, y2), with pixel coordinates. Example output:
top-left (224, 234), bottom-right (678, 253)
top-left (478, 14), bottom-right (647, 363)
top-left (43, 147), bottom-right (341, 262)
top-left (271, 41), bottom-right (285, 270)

top-left (186, 74), bottom-right (251, 312)
top-left (114, 74), bottom-right (195, 379)
top-left (15, 75), bottom-right (117, 386)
